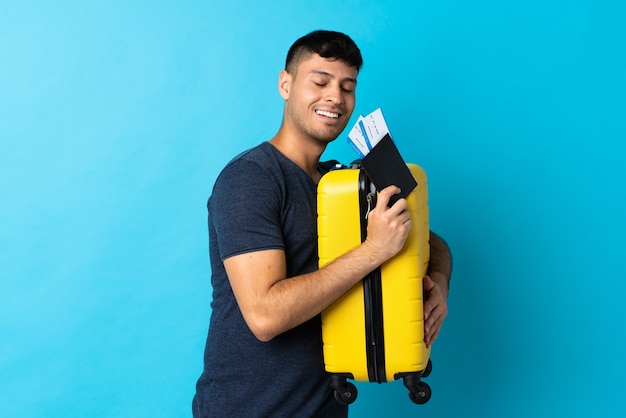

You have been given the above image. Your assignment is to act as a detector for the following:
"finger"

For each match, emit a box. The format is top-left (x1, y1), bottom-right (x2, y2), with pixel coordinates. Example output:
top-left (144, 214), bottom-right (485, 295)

top-left (424, 305), bottom-right (443, 347)
top-left (422, 278), bottom-right (437, 321)
top-left (377, 185), bottom-right (401, 208)
top-left (424, 298), bottom-right (434, 321)
top-left (423, 275), bottom-right (434, 291)
top-left (423, 277), bottom-right (446, 320)
top-left (425, 309), bottom-right (445, 344)
top-left (391, 211), bottom-right (412, 233)
top-left (426, 309), bottom-right (445, 334)
top-left (387, 196), bottom-right (409, 218)
top-left (424, 305), bottom-right (437, 333)
top-left (425, 324), bottom-right (442, 348)
top-left (425, 298), bottom-right (447, 330)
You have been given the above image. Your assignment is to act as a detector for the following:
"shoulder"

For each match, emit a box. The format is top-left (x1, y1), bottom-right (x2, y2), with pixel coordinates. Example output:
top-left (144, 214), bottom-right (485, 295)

top-left (210, 143), bottom-right (286, 211)
top-left (219, 142), bottom-right (281, 178)
top-left (212, 143), bottom-right (277, 189)
top-left (209, 143), bottom-right (288, 257)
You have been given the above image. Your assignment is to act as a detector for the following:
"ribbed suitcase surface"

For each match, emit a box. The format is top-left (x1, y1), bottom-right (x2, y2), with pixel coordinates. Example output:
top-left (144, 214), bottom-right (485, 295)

top-left (317, 163), bottom-right (432, 405)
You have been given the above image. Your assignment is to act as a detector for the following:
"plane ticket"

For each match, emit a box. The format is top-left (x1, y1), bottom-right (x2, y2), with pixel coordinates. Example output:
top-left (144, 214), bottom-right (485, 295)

top-left (347, 108), bottom-right (391, 158)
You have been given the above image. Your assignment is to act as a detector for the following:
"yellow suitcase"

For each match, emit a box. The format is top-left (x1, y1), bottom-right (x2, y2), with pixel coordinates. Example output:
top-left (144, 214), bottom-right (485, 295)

top-left (317, 163), bottom-right (432, 405)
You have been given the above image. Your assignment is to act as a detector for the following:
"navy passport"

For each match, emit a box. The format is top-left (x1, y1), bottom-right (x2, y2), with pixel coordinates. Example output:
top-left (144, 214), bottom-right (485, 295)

top-left (360, 134), bottom-right (417, 207)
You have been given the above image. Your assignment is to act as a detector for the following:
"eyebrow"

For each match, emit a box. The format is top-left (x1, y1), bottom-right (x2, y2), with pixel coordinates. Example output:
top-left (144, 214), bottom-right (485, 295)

top-left (310, 70), bottom-right (358, 85)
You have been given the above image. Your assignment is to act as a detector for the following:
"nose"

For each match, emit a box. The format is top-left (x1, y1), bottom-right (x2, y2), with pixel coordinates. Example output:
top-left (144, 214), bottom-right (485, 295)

top-left (324, 84), bottom-right (343, 105)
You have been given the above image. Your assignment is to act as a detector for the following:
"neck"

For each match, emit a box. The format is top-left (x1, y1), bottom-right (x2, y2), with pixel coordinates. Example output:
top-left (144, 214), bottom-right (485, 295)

top-left (269, 129), bottom-right (327, 183)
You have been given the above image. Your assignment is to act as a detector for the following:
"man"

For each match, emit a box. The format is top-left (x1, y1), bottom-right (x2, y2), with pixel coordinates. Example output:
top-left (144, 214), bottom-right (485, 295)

top-left (193, 30), bottom-right (451, 417)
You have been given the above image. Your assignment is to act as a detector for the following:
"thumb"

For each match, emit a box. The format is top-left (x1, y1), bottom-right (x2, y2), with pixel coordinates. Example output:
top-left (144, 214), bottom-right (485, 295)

top-left (423, 275), bottom-right (434, 291)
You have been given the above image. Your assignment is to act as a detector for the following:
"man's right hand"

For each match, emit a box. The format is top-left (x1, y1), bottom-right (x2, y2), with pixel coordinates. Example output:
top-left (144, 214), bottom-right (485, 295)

top-left (363, 185), bottom-right (412, 262)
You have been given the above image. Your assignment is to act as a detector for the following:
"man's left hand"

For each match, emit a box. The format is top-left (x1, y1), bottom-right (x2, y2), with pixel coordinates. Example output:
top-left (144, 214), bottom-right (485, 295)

top-left (423, 274), bottom-right (448, 348)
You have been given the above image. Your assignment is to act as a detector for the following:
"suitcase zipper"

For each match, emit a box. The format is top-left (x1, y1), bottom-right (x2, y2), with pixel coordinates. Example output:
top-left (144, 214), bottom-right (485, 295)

top-left (359, 170), bottom-right (387, 383)
top-left (365, 192), bottom-right (373, 219)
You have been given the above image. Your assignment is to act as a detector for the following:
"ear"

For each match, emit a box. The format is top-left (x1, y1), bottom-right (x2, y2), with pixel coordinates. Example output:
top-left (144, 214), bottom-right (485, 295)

top-left (278, 70), bottom-right (291, 100)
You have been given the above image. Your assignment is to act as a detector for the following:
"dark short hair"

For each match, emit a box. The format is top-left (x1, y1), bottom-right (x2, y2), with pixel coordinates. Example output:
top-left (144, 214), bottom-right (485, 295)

top-left (285, 30), bottom-right (363, 74)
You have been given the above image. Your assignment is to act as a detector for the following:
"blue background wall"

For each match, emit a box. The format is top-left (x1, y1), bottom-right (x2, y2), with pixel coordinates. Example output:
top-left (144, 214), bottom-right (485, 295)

top-left (2, 1), bottom-right (624, 416)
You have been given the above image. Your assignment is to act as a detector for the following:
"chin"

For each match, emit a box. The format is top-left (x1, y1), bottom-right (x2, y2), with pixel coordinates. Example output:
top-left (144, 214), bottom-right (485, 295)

top-left (313, 131), bottom-right (342, 144)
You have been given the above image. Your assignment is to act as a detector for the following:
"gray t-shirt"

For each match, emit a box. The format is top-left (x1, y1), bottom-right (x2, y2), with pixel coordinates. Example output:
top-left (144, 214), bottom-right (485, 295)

top-left (193, 142), bottom-right (347, 417)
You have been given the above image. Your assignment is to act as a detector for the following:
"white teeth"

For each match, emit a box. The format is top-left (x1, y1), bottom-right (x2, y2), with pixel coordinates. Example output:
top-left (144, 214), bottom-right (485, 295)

top-left (316, 110), bottom-right (339, 119)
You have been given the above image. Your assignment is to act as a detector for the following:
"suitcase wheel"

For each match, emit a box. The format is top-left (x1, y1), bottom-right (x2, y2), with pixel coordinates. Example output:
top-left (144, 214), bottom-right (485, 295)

top-left (333, 381), bottom-right (358, 405)
top-left (408, 382), bottom-right (431, 405)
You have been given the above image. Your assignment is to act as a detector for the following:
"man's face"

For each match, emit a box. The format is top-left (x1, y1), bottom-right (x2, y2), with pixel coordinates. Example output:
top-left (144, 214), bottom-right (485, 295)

top-left (280, 53), bottom-right (358, 145)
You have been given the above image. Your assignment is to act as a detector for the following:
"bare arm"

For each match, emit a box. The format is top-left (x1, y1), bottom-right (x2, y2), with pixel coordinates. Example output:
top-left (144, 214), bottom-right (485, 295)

top-left (423, 231), bottom-right (452, 347)
top-left (225, 186), bottom-right (412, 342)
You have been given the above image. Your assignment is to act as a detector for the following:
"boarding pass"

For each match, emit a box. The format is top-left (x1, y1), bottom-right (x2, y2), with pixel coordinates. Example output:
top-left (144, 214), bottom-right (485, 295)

top-left (347, 108), bottom-right (390, 158)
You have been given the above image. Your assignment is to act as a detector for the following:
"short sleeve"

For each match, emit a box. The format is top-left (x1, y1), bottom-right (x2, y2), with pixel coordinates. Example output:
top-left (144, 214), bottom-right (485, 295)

top-left (209, 158), bottom-right (285, 260)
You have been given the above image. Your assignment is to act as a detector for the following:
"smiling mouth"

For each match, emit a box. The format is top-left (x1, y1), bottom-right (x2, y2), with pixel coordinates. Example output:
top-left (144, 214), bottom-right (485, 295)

top-left (315, 109), bottom-right (340, 119)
